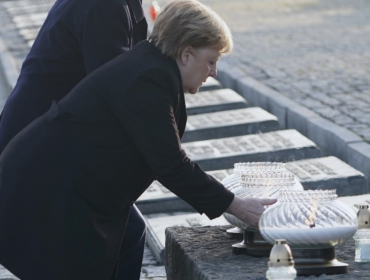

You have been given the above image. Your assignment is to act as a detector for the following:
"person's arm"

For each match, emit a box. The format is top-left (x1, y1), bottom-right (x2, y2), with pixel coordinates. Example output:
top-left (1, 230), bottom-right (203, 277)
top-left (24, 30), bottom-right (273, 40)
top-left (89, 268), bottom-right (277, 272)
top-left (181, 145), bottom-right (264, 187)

top-left (225, 196), bottom-right (277, 227)
top-left (114, 67), bottom-right (233, 219)
top-left (81, 0), bottom-right (133, 74)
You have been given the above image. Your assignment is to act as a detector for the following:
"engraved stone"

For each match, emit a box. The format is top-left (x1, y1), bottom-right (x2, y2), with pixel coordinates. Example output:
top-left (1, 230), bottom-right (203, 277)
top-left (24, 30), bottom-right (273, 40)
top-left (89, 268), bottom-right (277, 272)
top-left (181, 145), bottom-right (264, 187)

top-left (145, 212), bottom-right (229, 264)
top-left (185, 88), bottom-right (248, 115)
top-left (182, 107), bottom-right (279, 142)
top-left (182, 129), bottom-right (325, 171)
top-left (285, 156), bottom-right (369, 196)
top-left (137, 156), bottom-right (368, 216)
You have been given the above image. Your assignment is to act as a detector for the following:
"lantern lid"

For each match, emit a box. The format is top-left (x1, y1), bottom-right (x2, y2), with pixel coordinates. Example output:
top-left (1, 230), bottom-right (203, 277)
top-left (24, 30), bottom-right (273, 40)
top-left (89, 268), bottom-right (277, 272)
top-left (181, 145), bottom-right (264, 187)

top-left (268, 239), bottom-right (295, 267)
top-left (357, 204), bottom-right (370, 229)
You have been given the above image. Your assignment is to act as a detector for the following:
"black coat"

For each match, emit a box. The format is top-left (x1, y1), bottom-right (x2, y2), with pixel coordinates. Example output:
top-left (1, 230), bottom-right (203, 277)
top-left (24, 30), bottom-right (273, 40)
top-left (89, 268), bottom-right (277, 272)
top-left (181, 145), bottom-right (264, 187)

top-left (0, 40), bottom-right (234, 280)
top-left (0, 0), bottom-right (147, 153)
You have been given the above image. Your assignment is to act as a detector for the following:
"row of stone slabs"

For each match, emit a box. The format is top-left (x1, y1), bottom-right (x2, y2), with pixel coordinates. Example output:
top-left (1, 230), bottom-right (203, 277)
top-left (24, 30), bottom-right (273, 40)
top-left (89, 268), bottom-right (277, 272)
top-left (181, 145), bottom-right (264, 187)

top-left (137, 82), bottom-right (369, 265)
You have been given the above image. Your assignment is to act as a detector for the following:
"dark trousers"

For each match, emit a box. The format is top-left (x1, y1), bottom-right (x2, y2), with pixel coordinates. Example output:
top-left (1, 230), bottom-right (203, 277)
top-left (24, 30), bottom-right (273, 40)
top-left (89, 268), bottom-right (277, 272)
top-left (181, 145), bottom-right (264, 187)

top-left (114, 205), bottom-right (146, 280)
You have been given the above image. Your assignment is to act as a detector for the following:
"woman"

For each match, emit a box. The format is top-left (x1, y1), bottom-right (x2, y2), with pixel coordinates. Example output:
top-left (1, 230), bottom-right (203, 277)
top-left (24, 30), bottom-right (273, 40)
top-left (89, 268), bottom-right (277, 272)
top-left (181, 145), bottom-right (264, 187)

top-left (0, 0), bottom-right (276, 279)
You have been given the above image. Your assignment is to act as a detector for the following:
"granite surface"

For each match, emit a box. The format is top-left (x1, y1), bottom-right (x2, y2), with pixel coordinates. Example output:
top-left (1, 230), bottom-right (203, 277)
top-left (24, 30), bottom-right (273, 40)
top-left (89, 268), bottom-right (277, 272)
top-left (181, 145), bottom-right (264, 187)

top-left (165, 225), bottom-right (370, 280)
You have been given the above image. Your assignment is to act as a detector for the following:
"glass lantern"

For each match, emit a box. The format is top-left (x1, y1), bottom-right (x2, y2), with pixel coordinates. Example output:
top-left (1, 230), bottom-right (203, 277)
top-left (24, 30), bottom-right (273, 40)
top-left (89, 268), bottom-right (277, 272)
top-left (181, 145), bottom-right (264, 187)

top-left (222, 162), bottom-right (304, 256)
top-left (259, 189), bottom-right (357, 276)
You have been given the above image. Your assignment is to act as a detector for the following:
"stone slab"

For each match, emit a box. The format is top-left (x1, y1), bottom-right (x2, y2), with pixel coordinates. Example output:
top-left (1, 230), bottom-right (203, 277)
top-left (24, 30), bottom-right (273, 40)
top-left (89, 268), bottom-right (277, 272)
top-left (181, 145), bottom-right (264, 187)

top-left (136, 170), bottom-right (233, 214)
top-left (165, 226), bottom-right (370, 280)
top-left (285, 156), bottom-right (369, 196)
top-left (216, 60), bottom-right (246, 90)
top-left (182, 129), bottom-right (326, 171)
top-left (185, 88), bottom-right (248, 115)
top-left (306, 115), bottom-right (363, 164)
top-left (137, 156), bottom-right (368, 215)
top-left (0, 36), bottom-right (18, 92)
top-left (181, 107), bottom-right (279, 142)
top-left (198, 77), bottom-right (222, 91)
top-left (348, 142), bottom-right (370, 186)
top-left (145, 212), bottom-right (229, 264)
top-left (136, 181), bottom-right (196, 214)
top-left (338, 194), bottom-right (370, 213)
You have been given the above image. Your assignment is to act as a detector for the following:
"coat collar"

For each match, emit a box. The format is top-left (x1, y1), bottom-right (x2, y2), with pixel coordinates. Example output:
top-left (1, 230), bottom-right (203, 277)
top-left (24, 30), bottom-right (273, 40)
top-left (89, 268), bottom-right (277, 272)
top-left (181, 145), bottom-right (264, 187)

top-left (126, 0), bottom-right (145, 23)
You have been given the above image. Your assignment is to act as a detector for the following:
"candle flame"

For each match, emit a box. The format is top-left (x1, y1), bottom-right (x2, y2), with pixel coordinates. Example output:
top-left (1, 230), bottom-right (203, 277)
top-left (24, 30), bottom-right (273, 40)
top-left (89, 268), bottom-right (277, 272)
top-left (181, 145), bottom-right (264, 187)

top-left (305, 201), bottom-right (317, 228)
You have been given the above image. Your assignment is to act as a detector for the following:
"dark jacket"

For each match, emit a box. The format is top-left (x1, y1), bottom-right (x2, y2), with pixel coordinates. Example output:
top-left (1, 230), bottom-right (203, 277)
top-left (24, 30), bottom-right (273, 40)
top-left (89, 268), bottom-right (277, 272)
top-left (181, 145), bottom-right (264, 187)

top-left (0, 40), bottom-right (234, 280)
top-left (0, 0), bottom-right (147, 153)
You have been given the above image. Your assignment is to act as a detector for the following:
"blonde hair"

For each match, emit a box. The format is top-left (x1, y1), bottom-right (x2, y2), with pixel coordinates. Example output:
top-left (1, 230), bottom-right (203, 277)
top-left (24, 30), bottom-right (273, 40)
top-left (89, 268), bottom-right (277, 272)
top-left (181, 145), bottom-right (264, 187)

top-left (148, 0), bottom-right (233, 59)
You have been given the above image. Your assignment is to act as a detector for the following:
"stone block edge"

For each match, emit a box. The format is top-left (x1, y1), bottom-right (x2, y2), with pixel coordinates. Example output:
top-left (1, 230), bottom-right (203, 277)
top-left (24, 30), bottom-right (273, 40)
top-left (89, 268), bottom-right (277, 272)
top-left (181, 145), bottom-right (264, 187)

top-left (217, 62), bottom-right (370, 183)
top-left (0, 36), bottom-right (18, 93)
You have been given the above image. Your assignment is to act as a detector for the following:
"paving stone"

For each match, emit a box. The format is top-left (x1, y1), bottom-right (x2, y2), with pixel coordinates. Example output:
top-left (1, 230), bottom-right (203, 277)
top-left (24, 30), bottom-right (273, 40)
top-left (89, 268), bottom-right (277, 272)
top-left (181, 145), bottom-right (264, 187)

top-left (182, 129), bottom-right (325, 171)
top-left (185, 88), bottom-right (248, 115)
top-left (299, 97), bottom-right (326, 110)
top-left (182, 107), bottom-right (279, 142)
top-left (144, 212), bottom-right (229, 264)
top-left (333, 115), bottom-right (356, 126)
top-left (313, 107), bottom-right (343, 120)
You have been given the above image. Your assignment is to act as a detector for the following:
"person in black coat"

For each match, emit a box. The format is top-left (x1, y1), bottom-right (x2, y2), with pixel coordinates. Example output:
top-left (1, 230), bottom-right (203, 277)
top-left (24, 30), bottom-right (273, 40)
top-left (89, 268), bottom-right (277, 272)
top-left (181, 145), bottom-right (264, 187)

top-left (0, 0), bottom-right (276, 279)
top-left (0, 0), bottom-right (148, 278)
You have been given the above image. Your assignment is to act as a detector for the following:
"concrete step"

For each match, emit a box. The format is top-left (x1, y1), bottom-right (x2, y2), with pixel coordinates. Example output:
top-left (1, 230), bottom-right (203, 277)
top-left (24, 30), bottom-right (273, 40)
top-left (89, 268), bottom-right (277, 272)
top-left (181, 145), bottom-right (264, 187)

top-left (182, 107), bottom-right (279, 142)
top-left (182, 129), bottom-right (326, 171)
top-left (185, 88), bottom-right (248, 115)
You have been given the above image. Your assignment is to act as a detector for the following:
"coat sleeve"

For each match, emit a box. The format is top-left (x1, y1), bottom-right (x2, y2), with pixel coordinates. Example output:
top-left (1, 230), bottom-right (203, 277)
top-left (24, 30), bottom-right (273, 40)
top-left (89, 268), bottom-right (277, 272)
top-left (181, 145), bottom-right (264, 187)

top-left (113, 68), bottom-right (234, 219)
top-left (81, 0), bottom-right (133, 74)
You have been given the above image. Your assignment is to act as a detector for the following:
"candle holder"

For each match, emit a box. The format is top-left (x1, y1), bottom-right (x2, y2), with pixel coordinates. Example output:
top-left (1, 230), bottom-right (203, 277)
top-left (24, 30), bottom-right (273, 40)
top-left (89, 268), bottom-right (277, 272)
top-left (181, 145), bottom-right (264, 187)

top-left (266, 239), bottom-right (297, 280)
top-left (222, 162), bottom-right (303, 256)
top-left (353, 204), bottom-right (370, 262)
top-left (259, 189), bottom-right (358, 276)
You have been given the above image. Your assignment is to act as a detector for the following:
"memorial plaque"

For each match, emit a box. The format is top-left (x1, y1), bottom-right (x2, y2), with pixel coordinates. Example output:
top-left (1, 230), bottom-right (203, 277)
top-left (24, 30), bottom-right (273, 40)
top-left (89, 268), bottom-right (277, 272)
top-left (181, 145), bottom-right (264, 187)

top-left (182, 129), bottom-right (325, 171)
top-left (137, 156), bottom-right (368, 214)
top-left (182, 107), bottom-right (279, 142)
top-left (198, 77), bottom-right (222, 91)
top-left (136, 169), bottom-right (233, 214)
top-left (145, 212), bottom-right (229, 264)
top-left (185, 88), bottom-right (248, 115)
top-left (285, 156), bottom-right (369, 196)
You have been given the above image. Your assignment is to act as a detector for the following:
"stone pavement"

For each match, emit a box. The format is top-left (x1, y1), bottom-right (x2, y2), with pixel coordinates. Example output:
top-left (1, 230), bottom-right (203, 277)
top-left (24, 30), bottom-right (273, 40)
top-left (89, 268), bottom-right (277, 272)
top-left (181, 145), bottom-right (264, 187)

top-left (153, 0), bottom-right (370, 182)
top-left (0, 0), bottom-right (370, 279)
